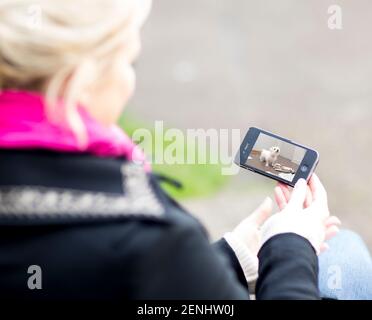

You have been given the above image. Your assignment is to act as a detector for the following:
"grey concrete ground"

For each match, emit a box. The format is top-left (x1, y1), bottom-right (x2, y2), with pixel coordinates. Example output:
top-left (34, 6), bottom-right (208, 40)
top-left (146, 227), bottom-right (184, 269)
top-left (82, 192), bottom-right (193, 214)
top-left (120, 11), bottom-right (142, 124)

top-left (131, 0), bottom-right (372, 248)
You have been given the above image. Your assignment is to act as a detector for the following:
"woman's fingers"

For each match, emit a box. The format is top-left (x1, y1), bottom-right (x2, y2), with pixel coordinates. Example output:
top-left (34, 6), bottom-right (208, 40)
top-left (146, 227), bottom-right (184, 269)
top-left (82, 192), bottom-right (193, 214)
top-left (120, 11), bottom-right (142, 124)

top-left (278, 182), bottom-right (313, 208)
top-left (305, 187), bottom-right (313, 208)
top-left (274, 186), bottom-right (287, 210)
top-left (325, 224), bottom-right (340, 241)
top-left (319, 224), bottom-right (340, 255)
top-left (308, 173), bottom-right (327, 203)
top-left (278, 183), bottom-right (313, 208)
top-left (319, 242), bottom-right (330, 254)
top-left (250, 197), bottom-right (273, 226)
top-left (278, 183), bottom-right (291, 202)
top-left (287, 179), bottom-right (308, 209)
top-left (325, 216), bottom-right (342, 227)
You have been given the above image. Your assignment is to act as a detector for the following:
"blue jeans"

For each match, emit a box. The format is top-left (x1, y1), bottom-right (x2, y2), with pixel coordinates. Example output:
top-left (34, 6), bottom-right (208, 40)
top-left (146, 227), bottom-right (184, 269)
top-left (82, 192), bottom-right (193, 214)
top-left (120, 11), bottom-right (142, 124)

top-left (319, 229), bottom-right (372, 300)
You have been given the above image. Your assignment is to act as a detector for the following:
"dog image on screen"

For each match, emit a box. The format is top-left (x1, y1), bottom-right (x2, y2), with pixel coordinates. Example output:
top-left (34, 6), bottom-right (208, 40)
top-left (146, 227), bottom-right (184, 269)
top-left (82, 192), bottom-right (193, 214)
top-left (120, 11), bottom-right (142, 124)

top-left (259, 146), bottom-right (281, 167)
top-left (246, 133), bottom-right (307, 183)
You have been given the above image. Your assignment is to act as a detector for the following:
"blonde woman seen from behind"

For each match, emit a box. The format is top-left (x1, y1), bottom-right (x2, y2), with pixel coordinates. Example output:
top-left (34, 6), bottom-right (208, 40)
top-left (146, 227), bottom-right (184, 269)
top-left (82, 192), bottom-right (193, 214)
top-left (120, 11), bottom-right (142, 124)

top-left (0, 0), bottom-right (365, 301)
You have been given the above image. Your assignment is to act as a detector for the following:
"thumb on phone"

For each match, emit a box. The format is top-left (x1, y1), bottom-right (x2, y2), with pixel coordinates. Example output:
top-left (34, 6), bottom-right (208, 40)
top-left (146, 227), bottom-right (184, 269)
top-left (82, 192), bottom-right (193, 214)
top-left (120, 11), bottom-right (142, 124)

top-left (287, 179), bottom-right (307, 210)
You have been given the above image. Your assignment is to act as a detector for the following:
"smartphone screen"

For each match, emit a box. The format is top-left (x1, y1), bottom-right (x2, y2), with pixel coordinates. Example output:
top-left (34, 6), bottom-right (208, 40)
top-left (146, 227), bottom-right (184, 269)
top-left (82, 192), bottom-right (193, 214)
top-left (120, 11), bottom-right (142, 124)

top-left (236, 127), bottom-right (319, 186)
top-left (246, 132), bottom-right (307, 183)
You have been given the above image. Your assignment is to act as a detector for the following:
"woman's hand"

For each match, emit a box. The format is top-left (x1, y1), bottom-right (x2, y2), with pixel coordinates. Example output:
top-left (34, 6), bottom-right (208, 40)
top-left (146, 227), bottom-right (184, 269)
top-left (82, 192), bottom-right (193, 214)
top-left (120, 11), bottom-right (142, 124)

top-left (224, 196), bottom-right (274, 283)
top-left (229, 197), bottom-right (273, 255)
top-left (224, 174), bottom-right (340, 284)
top-left (263, 174), bottom-right (341, 254)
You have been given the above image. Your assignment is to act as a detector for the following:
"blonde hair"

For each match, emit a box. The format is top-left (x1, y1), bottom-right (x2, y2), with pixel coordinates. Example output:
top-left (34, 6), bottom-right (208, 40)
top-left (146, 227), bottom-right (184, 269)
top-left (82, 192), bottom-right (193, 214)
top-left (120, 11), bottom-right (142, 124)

top-left (0, 0), bottom-right (151, 146)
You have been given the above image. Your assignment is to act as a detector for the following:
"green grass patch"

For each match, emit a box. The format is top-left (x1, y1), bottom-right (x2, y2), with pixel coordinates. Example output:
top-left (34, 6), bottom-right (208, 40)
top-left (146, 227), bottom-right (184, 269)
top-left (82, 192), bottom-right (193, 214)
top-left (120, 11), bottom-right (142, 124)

top-left (119, 113), bottom-right (230, 199)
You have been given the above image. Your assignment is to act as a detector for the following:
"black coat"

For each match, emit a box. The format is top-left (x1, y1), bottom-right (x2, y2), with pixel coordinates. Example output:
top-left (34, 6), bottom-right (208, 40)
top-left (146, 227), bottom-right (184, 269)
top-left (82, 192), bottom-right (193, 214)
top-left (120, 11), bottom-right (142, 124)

top-left (0, 149), bottom-right (320, 300)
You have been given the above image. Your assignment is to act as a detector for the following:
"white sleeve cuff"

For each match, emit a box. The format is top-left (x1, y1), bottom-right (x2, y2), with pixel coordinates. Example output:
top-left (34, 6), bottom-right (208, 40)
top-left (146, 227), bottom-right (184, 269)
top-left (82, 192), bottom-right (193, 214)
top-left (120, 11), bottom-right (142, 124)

top-left (223, 232), bottom-right (259, 284)
top-left (260, 216), bottom-right (320, 254)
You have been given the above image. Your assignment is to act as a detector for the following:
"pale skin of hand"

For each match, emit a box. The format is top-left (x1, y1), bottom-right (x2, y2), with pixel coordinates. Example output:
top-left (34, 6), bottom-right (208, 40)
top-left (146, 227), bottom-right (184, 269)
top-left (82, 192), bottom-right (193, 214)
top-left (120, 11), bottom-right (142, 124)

top-left (232, 196), bottom-right (273, 257)
top-left (233, 174), bottom-right (341, 256)
top-left (273, 174), bottom-right (341, 253)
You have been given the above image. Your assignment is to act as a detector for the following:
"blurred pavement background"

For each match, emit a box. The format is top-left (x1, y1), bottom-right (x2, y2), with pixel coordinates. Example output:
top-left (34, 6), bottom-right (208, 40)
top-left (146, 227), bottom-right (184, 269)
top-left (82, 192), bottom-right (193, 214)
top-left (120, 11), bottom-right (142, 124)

top-left (130, 0), bottom-right (372, 248)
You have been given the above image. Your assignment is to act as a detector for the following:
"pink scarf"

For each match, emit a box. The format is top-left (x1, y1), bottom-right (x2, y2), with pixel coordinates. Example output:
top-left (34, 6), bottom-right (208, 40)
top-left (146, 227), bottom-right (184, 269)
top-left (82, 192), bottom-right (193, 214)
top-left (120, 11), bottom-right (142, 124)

top-left (0, 90), bottom-right (150, 171)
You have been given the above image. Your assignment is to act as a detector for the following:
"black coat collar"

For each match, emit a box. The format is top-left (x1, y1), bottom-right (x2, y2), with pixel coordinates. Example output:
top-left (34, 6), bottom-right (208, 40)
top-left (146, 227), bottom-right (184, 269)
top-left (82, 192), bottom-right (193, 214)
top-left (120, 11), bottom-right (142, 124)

top-left (0, 149), bottom-right (166, 224)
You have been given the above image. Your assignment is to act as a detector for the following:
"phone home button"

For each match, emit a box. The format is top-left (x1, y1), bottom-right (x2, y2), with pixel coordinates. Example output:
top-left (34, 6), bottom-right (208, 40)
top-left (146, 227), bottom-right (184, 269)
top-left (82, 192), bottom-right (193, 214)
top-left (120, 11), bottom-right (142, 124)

top-left (300, 164), bottom-right (309, 173)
